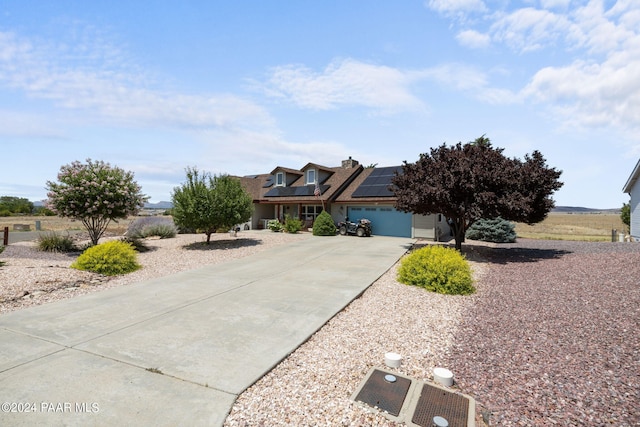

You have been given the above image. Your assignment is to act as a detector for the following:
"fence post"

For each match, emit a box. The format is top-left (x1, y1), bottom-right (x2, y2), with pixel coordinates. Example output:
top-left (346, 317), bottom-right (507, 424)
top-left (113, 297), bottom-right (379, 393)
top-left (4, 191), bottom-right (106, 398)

top-left (2, 226), bottom-right (7, 246)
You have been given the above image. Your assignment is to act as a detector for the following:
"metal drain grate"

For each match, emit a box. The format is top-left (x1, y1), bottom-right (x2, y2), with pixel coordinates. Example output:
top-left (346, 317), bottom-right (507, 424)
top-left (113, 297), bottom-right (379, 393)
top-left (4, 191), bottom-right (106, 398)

top-left (354, 369), bottom-right (412, 416)
top-left (411, 383), bottom-right (469, 427)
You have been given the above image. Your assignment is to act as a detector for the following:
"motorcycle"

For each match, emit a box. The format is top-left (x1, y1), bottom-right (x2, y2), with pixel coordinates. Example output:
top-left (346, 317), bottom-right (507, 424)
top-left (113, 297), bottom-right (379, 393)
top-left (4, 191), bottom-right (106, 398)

top-left (337, 217), bottom-right (372, 237)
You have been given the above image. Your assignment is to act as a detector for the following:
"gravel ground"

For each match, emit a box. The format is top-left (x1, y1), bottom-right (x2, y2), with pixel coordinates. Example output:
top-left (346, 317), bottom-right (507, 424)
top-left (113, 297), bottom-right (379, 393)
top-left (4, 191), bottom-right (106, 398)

top-left (1, 235), bottom-right (638, 426)
top-left (0, 231), bottom-right (309, 314)
top-left (447, 240), bottom-right (640, 426)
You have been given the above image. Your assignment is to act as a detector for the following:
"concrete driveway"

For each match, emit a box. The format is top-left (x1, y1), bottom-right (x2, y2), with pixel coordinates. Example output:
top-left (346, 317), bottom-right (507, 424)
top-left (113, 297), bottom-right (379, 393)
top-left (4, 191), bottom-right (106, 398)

top-left (0, 235), bottom-right (413, 426)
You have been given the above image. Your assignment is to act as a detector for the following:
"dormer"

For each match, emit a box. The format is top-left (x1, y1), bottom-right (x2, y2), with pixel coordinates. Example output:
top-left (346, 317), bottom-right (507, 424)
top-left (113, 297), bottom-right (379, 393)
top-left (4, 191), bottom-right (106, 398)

top-left (301, 163), bottom-right (334, 186)
top-left (269, 167), bottom-right (303, 187)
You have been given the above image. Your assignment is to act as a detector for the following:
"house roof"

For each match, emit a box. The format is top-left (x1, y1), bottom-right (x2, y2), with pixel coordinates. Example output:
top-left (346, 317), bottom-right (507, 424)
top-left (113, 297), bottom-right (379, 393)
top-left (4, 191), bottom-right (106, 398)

top-left (334, 166), bottom-right (402, 204)
top-left (623, 158), bottom-right (640, 194)
top-left (239, 163), bottom-right (364, 204)
top-left (269, 166), bottom-right (304, 176)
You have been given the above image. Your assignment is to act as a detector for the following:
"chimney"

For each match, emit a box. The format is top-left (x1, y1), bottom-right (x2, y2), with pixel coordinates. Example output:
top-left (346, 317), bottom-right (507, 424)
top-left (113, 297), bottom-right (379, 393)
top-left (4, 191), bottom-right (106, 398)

top-left (342, 156), bottom-right (359, 169)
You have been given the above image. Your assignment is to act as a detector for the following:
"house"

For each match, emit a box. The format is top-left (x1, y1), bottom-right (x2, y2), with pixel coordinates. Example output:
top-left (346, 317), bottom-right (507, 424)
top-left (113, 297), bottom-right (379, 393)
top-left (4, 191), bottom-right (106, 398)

top-left (623, 158), bottom-right (640, 240)
top-left (238, 157), bottom-right (450, 239)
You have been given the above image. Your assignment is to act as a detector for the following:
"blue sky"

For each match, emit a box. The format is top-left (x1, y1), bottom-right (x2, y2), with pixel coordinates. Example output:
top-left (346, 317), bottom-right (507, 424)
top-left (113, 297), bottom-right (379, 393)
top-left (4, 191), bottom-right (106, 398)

top-left (1, 1), bottom-right (639, 208)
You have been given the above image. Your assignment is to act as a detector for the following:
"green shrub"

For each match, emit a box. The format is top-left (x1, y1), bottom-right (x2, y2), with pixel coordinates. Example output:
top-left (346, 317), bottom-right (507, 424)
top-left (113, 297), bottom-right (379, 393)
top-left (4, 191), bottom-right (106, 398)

top-left (0, 209), bottom-right (10, 217)
top-left (71, 240), bottom-right (141, 275)
top-left (37, 232), bottom-right (78, 253)
top-left (119, 236), bottom-right (150, 252)
top-left (466, 217), bottom-right (516, 243)
top-left (126, 217), bottom-right (177, 239)
top-left (283, 215), bottom-right (304, 233)
top-left (397, 245), bottom-right (475, 295)
top-left (268, 219), bottom-right (283, 232)
top-left (312, 211), bottom-right (336, 236)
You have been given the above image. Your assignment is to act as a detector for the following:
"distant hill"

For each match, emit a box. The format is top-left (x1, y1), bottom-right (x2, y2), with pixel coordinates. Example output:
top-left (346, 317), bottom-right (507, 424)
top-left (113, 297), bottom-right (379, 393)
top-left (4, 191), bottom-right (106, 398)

top-left (32, 200), bottom-right (173, 209)
top-left (553, 206), bottom-right (620, 214)
top-left (144, 201), bottom-right (173, 209)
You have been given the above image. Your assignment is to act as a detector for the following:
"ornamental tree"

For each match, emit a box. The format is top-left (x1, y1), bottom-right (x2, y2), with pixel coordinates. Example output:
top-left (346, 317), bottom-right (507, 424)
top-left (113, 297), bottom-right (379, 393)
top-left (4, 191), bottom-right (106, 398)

top-left (393, 136), bottom-right (563, 250)
top-left (171, 167), bottom-right (253, 244)
top-left (46, 159), bottom-right (148, 245)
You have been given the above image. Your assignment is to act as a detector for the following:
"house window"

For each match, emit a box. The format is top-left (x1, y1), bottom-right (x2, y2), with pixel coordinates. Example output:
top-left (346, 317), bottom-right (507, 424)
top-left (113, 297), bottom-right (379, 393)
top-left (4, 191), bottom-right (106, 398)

top-left (302, 205), bottom-right (323, 221)
top-left (306, 169), bottom-right (316, 185)
top-left (276, 172), bottom-right (284, 187)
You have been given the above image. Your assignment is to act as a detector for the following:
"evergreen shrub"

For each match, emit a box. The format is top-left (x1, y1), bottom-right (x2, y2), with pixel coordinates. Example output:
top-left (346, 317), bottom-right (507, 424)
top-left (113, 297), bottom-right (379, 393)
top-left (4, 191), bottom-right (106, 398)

top-left (397, 245), bottom-right (475, 295)
top-left (465, 217), bottom-right (516, 243)
top-left (71, 240), bottom-right (141, 275)
top-left (312, 211), bottom-right (336, 236)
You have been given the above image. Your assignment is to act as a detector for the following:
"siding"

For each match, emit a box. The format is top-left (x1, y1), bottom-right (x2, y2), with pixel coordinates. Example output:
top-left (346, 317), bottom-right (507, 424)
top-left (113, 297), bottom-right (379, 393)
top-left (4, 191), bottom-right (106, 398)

top-left (631, 182), bottom-right (640, 239)
top-left (412, 214), bottom-right (451, 240)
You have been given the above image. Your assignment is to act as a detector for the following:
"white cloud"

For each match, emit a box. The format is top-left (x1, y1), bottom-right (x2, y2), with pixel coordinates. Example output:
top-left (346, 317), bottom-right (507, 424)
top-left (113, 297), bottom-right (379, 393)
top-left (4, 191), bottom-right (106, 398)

top-left (522, 52), bottom-right (640, 134)
top-left (0, 28), bottom-right (274, 133)
top-left (262, 58), bottom-right (427, 113)
top-left (490, 7), bottom-right (575, 52)
top-left (436, 1), bottom-right (640, 139)
top-left (456, 29), bottom-right (491, 48)
top-left (426, 0), bottom-right (487, 18)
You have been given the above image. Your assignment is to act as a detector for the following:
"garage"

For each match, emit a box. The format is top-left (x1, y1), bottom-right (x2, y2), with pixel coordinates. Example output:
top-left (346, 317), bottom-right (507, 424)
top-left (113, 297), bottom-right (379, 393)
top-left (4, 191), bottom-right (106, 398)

top-left (347, 206), bottom-right (412, 237)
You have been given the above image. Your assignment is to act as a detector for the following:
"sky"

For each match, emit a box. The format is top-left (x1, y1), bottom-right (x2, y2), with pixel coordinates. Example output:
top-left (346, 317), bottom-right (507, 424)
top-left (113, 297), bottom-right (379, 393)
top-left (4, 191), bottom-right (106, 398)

top-left (1, 1), bottom-right (639, 208)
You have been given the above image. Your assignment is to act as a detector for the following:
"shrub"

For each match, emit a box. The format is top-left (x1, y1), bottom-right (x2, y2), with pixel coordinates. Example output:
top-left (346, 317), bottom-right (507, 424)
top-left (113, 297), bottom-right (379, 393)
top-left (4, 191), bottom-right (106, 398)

top-left (0, 209), bottom-right (10, 217)
top-left (283, 215), bottom-right (304, 233)
top-left (312, 211), bottom-right (336, 236)
top-left (268, 219), bottom-right (283, 232)
top-left (466, 217), bottom-right (516, 243)
top-left (126, 217), bottom-right (177, 239)
top-left (397, 245), bottom-right (475, 295)
top-left (71, 240), bottom-right (141, 275)
top-left (37, 232), bottom-right (78, 253)
top-left (119, 236), bottom-right (150, 252)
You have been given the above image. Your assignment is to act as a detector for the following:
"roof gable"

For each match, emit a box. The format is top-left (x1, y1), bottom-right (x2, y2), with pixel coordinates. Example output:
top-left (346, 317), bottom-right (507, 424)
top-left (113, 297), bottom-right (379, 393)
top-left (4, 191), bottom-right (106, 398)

top-left (623, 159), bottom-right (640, 193)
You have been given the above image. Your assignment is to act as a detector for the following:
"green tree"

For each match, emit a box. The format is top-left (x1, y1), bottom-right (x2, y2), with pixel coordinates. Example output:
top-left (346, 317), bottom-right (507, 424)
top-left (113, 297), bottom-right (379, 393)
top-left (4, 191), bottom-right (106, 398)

top-left (621, 202), bottom-right (630, 233)
top-left (46, 159), bottom-right (148, 245)
top-left (171, 167), bottom-right (253, 244)
top-left (393, 136), bottom-right (563, 250)
top-left (0, 196), bottom-right (34, 214)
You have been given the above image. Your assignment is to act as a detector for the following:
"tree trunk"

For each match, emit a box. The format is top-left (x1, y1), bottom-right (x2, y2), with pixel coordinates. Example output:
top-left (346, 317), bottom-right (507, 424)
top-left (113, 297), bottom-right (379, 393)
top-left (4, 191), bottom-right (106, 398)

top-left (205, 231), bottom-right (212, 244)
top-left (452, 217), bottom-right (465, 251)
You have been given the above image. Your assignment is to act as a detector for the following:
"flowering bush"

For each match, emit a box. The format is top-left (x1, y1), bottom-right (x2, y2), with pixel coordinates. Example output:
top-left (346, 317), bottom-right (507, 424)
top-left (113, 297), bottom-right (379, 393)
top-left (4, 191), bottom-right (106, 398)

top-left (46, 159), bottom-right (148, 245)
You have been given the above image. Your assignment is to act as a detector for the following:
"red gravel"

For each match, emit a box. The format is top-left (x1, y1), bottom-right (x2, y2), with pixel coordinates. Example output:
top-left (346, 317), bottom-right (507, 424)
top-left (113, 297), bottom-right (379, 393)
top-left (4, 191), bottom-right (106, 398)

top-left (447, 240), bottom-right (640, 426)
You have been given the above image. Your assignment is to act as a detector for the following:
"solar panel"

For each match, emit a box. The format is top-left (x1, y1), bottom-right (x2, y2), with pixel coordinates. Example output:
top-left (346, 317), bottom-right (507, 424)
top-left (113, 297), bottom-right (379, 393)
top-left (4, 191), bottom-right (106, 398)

top-left (352, 166), bottom-right (402, 198)
top-left (264, 184), bottom-right (329, 197)
top-left (262, 177), bottom-right (274, 188)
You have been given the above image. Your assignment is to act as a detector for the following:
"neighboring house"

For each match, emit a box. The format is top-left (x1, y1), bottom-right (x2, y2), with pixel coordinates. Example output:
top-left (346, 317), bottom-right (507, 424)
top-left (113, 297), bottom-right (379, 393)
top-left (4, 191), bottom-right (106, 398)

top-left (623, 158), bottom-right (640, 240)
top-left (238, 157), bottom-right (450, 239)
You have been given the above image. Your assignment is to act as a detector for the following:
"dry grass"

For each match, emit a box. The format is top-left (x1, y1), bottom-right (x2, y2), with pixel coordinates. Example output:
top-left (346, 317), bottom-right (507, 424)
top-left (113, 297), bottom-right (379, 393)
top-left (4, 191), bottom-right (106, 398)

top-left (515, 213), bottom-right (627, 241)
top-left (1, 213), bottom-right (628, 242)
top-left (0, 215), bottom-right (137, 235)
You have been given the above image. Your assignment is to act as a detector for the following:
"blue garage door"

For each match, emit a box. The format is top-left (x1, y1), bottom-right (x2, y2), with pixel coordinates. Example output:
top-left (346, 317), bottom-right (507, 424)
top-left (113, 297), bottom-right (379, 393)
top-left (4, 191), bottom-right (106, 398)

top-left (348, 206), bottom-right (412, 237)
